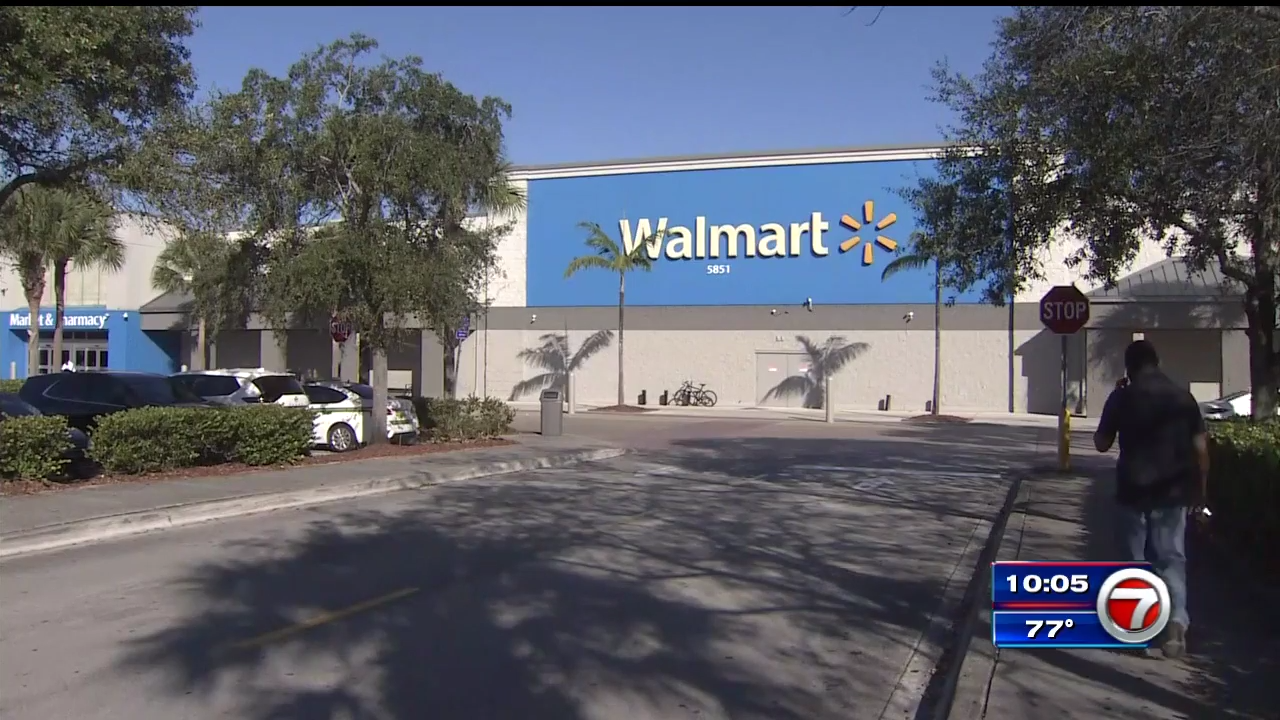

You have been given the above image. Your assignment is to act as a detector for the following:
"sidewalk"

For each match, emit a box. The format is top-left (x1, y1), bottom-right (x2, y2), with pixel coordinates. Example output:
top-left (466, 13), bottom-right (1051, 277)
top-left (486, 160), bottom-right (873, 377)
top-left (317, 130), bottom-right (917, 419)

top-left (510, 402), bottom-right (1101, 430)
top-left (949, 471), bottom-right (1279, 719)
top-left (0, 435), bottom-right (625, 559)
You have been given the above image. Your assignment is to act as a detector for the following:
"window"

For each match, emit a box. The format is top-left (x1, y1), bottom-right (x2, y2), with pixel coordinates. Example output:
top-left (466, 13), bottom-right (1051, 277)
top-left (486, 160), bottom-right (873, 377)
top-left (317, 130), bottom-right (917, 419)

top-left (304, 386), bottom-right (348, 405)
top-left (44, 375), bottom-right (90, 401)
top-left (346, 383), bottom-right (375, 400)
top-left (174, 374), bottom-right (242, 398)
top-left (81, 377), bottom-right (129, 406)
top-left (252, 375), bottom-right (306, 403)
top-left (119, 376), bottom-right (202, 405)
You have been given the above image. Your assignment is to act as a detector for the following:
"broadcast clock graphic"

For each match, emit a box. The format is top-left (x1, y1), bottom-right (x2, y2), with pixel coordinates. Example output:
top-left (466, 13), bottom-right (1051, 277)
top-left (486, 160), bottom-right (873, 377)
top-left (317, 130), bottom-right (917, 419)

top-left (990, 562), bottom-right (1172, 649)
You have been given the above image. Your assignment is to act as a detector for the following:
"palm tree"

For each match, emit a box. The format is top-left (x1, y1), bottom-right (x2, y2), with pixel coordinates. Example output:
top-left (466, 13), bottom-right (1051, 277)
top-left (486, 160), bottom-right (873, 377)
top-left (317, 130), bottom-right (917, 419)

top-left (0, 187), bottom-right (56, 376)
top-left (0, 186), bottom-right (122, 375)
top-left (478, 159), bottom-right (527, 218)
top-left (764, 335), bottom-right (869, 409)
top-left (45, 190), bottom-right (123, 370)
top-left (880, 230), bottom-right (943, 415)
top-left (508, 329), bottom-right (614, 400)
top-left (151, 231), bottom-right (235, 371)
top-left (563, 222), bottom-right (659, 408)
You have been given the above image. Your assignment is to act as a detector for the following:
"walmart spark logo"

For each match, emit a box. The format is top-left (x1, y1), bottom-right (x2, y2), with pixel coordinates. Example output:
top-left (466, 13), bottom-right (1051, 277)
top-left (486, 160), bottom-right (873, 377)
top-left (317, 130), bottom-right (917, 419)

top-left (839, 200), bottom-right (899, 265)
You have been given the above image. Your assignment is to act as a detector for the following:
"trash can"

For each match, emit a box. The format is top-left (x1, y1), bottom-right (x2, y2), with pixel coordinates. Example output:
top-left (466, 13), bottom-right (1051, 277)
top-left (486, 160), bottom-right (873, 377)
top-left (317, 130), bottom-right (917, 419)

top-left (540, 389), bottom-right (563, 436)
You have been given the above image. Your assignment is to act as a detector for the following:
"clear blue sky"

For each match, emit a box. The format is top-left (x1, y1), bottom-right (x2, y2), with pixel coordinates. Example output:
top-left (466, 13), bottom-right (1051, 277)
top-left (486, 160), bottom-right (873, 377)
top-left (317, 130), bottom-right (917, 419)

top-left (186, 6), bottom-right (1008, 166)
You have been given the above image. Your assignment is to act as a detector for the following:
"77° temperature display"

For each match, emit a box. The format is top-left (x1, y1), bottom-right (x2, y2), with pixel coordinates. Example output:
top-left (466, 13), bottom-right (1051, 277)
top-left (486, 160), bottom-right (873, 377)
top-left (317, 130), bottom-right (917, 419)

top-left (991, 562), bottom-right (1172, 649)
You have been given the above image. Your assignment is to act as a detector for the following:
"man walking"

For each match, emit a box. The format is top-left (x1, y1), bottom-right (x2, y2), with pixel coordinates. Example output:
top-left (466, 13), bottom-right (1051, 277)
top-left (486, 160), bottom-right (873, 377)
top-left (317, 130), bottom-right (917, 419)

top-left (1093, 340), bottom-right (1210, 659)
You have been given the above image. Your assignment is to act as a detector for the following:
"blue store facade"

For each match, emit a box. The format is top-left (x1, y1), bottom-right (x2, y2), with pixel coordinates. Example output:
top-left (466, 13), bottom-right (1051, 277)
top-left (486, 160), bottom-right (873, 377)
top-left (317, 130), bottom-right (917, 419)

top-left (1, 306), bottom-right (179, 379)
top-left (523, 153), bottom-right (983, 308)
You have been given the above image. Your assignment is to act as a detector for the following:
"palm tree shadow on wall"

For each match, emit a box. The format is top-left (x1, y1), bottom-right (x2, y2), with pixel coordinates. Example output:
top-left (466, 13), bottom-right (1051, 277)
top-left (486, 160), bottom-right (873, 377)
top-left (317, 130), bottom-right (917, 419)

top-left (509, 329), bottom-right (615, 400)
top-left (764, 335), bottom-right (870, 409)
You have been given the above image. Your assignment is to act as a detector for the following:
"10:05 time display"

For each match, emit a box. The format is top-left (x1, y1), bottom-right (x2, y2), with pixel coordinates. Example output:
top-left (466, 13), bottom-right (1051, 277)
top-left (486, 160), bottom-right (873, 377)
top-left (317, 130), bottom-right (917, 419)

top-left (1006, 574), bottom-right (1090, 594)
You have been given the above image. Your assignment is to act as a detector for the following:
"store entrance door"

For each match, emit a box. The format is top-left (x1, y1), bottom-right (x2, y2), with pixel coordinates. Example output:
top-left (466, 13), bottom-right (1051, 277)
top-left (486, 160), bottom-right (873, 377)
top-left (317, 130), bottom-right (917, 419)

top-left (36, 331), bottom-right (108, 373)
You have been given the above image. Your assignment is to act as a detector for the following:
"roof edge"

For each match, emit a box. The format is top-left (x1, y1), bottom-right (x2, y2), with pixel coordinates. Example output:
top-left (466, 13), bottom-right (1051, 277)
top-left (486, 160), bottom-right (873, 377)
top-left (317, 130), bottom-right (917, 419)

top-left (509, 142), bottom-right (955, 181)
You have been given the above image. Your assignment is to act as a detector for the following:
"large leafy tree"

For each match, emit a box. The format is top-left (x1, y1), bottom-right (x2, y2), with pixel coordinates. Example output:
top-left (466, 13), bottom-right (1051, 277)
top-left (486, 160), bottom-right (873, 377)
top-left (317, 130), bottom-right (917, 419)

top-left (564, 222), bottom-right (658, 409)
top-left (0, 6), bottom-right (198, 209)
top-left (0, 185), bottom-right (121, 375)
top-left (427, 162), bottom-right (526, 398)
top-left (911, 6), bottom-right (1280, 417)
top-left (210, 35), bottom-right (515, 441)
top-left (137, 103), bottom-right (258, 372)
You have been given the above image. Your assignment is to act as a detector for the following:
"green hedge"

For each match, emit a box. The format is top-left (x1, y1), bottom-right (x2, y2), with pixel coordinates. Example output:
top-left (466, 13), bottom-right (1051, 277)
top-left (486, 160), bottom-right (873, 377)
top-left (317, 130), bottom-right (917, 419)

top-left (0, 414), bottom-right (71, 480)
top-left (90, 405), bottom-right (315, 475)
top-left (412, 396), bottom-right (515, 442)
top-left (0, 378), bottom-right (24, 394)
top-left (1206, 419), bottom-right (1280, 571)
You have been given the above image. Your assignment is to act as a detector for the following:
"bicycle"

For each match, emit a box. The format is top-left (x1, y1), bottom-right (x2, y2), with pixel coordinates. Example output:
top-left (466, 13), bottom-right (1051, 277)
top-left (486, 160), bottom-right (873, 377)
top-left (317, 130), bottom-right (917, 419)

top-left (672, 380), bottom-right (718, 407)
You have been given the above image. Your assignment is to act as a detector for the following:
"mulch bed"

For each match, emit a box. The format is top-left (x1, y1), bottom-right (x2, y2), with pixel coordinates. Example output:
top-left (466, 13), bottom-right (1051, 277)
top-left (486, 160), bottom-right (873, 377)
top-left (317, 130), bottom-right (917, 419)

top-left (588, 404), bottom-right (657, 413)
top-left (0, 438), bottom-right (515, 497)
top-left (904, 414), bottom-right (973, 424)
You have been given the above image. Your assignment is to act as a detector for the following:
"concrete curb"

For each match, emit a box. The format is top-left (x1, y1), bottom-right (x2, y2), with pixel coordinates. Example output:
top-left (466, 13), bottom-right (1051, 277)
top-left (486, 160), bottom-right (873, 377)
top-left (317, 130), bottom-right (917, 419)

top-left (0, 447), bottom-right (627, 560)
top-left (913, 471), bottom-right (1026, 720)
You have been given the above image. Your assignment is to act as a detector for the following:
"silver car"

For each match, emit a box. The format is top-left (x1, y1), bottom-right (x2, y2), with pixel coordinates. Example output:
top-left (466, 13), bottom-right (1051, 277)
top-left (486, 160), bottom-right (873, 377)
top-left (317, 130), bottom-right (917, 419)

top-left (170, 368), bottom-right (310, 408)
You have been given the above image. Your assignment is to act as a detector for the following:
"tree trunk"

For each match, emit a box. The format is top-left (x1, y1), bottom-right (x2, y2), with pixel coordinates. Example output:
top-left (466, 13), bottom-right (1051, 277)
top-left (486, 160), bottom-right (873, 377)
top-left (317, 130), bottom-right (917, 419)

top-left (194, 317), bottom-right (208, 371)
top-left (52, 258), bottom-right (68, 371)
top-left (370, 345), bottom-right (389, 445)
top-left (1244, 286), bottom-right (1279, 418)
top-left (443, 340), bottom-right (459, 398)
top-left (25, 292), bottom-right (41, 377)
top-left (932, 264), bottom-right (942, 415)
top-left (617, 273), bottom-right (626, 408)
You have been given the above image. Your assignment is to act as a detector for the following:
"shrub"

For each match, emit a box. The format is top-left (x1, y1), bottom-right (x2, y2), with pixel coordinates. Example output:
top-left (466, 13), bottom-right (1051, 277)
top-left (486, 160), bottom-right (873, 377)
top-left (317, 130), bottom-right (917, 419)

top-left (416, 395), bottom-right (515, 442)
top-left (229, 404), bottom-right (316, 466)
top-left (91, 405), bottom-right (316, 475)
top-left (0, 414), bottom-right (71, 480)
top-left (0, 379), bottom-right (24, 394)
top-left (1206, 419), bottom-right (1280, 571)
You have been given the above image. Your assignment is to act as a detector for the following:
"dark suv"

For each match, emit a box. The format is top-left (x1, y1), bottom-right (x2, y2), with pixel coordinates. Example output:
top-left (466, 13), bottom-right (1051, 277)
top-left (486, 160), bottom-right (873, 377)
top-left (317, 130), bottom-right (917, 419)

top-left (19, 371), bottom-right (211, 432)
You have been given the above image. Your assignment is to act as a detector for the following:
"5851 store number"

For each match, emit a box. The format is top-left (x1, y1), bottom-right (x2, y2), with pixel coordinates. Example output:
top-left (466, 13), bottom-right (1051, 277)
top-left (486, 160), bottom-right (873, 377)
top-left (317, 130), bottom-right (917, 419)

top-left (706, 264), bottom-right (732, 275)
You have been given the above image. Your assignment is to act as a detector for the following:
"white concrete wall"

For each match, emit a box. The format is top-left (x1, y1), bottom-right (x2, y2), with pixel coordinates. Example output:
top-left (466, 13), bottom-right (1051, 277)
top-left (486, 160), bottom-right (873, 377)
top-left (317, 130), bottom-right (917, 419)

top-left (0, 214), bottom-right (172, 310)
top-left (451, 326), bottom-right (1043, 414)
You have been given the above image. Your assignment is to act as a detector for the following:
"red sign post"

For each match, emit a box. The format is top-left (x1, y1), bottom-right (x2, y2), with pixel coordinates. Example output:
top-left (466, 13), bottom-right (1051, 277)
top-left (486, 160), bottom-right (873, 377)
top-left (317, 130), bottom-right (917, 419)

top-left (1039, 285), bottom-right (1091, 472)
top-left (329, 316), bottom-right (353, 344)
top-left (1039, 285), bottom-right (1091, 335)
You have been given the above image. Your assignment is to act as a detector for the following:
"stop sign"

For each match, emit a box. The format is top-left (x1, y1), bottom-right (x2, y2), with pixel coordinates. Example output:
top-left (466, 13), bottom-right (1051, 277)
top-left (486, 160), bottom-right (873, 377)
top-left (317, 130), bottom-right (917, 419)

top-left (329, 316), bottom-right (353, 343)
top-left (1040, 285), bottom-right (1091, 334)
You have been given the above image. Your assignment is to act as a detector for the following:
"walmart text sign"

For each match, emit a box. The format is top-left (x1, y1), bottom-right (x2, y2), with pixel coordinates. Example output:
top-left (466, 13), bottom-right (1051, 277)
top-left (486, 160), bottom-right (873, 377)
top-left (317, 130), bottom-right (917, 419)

top-left (8, 311), bottom-right (110, 330)
top-left (621, 213), bottom-right (835, 260)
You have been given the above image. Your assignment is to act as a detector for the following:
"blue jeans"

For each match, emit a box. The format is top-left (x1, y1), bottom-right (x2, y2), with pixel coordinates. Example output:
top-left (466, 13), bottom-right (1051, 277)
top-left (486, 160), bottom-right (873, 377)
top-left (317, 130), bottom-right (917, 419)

top-left (1116, 505), bottom-right (1190, 629)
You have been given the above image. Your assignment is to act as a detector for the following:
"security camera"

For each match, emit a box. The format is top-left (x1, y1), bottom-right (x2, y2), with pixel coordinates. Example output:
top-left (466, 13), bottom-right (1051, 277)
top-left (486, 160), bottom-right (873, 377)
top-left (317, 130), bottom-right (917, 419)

top-left (904, 311), bottom-right (914, 322)
top-left (530, 313), bottom-right (537, 324)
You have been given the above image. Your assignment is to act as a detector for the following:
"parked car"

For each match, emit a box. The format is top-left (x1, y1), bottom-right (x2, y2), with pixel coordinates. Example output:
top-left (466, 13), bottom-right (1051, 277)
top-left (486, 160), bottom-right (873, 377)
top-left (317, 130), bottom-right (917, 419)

top-left (0, 392), bottom-right (93, 477)
top-left (302, 380), bottom-right (419, 452)
top-left (1200, 390), bottom-right (1280, 421)
top-left (18, 371), bottom-right (211, 432)
top-left (170, 368), bottom-right (310, 408)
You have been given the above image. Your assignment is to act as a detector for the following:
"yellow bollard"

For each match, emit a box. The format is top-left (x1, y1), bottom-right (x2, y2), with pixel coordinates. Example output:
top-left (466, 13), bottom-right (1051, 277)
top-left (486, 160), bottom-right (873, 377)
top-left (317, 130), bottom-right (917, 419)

top-left (1057, 404), bottom-right (1072, 473)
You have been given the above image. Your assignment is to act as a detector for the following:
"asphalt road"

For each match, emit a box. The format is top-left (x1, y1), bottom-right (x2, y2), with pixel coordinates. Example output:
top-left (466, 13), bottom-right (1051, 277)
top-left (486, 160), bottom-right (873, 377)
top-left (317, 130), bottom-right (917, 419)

top-left (0, 439), bottom-right (1028, 720)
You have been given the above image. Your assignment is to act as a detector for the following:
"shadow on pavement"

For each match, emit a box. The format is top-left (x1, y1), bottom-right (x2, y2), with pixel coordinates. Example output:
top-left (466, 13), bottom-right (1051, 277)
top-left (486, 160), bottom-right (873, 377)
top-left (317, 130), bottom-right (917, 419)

top-left (998, 470), bottom-right (1278, 720)
top-left (117, 436), bottom-right (1014, 720)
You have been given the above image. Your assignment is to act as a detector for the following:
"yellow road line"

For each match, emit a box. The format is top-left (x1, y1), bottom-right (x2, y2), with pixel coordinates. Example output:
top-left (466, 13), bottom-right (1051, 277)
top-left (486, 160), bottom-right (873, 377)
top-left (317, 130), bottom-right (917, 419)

top-left (217, 586), bottom-right (420, 654)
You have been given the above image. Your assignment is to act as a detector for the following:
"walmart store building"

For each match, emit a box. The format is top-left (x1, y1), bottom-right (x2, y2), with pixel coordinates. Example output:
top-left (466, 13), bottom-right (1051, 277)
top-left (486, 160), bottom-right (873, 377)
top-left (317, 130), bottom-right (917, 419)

top-left (4, 143), bottom-right (1251, 415)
